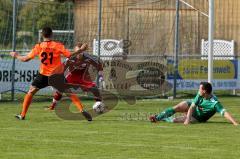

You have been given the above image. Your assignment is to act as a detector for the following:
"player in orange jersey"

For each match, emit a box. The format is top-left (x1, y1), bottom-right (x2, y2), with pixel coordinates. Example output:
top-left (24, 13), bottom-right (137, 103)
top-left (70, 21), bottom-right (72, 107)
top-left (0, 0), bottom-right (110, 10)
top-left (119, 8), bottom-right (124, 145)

top-left (10, 27), bottom-right (92, 121)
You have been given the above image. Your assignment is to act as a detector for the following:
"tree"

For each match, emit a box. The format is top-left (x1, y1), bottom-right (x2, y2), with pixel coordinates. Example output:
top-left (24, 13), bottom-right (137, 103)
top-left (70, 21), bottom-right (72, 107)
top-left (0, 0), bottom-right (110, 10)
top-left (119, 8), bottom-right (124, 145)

top-left (19, 0), bottom-right (73, 30)
top-left (18, 0), bottom-right (73, 44)
top-left (0, 0), bottom-right (13, 47)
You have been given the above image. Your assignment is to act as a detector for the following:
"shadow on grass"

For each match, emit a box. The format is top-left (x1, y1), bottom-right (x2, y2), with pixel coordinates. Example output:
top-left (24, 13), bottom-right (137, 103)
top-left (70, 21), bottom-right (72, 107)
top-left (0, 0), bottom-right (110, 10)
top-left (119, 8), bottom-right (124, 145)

top-left (194, 121), bottom-right (232, 125)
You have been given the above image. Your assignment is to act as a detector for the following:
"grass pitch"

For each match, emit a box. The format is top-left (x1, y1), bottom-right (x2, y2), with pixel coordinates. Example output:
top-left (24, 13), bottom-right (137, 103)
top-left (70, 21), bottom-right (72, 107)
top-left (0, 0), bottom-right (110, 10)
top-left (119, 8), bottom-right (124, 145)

top-left (0, 97), bottom-right (240, 159)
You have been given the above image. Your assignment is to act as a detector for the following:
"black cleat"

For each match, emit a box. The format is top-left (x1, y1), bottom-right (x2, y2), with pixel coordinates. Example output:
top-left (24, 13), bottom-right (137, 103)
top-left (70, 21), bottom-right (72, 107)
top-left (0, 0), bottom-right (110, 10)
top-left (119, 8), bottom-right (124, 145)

top-left (81, 111), bottom-right (92, 121)
top-left (15, 114), bottom-right (25, 120)
top-left (149, 115), bottom-right (157, 123)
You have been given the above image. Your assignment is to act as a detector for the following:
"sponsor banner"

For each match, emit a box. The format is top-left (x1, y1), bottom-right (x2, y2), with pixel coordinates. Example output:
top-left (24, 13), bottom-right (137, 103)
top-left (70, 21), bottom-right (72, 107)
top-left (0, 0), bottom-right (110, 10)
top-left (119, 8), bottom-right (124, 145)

top-left (0, 59), bottom-right (52, 94)
top-left (167, 59), bottom-right (238, 90)
top-left (167, 59), bottom-right (238, 80)
top-left (167, 79), bottom-right (238, 90)
top-left (1, 58), bottom-right (239, 93)
top-left (238, 60), bottom-right (240, 88)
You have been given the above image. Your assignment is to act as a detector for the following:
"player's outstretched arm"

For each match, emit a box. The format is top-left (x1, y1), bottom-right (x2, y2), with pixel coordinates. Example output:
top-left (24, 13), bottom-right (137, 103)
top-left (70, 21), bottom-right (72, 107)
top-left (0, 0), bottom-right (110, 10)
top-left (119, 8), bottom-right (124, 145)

top-left (71, 43), bottom-right (88, 57)
top-left (78, 43), bottom-right (88, 52)
top-left (10, 52), bottom-right (31, 62)
top-left (224, 112), bottom-right (238, 126)
top-left (184, 104), bottom-right (196, 125)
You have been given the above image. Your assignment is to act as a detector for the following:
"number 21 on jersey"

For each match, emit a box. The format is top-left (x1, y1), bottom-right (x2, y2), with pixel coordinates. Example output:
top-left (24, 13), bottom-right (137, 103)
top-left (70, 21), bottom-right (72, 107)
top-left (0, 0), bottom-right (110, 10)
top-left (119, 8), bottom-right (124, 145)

top-left (41, 52), bottom-right (53, 65)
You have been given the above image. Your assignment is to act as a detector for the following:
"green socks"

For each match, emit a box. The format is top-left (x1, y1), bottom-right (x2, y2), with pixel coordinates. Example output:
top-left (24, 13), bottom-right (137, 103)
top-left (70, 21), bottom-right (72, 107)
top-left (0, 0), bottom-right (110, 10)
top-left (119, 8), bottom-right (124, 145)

top-left (162, 117), bottom-right (174, 123)
top-left (156, 108), bottom-right (175, 121)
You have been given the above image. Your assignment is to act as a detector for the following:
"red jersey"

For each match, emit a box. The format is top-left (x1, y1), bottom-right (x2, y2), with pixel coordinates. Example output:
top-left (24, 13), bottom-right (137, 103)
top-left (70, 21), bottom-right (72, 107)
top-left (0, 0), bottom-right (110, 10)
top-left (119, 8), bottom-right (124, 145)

top-left (64, 53), bottom-right (103, 89)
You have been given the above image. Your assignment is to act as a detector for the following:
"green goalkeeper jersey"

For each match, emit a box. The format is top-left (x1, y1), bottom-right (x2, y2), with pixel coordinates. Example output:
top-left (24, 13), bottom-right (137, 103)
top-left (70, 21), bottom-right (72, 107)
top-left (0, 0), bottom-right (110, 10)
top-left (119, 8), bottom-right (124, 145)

top-left (191, 92), bottom-right (226, 122)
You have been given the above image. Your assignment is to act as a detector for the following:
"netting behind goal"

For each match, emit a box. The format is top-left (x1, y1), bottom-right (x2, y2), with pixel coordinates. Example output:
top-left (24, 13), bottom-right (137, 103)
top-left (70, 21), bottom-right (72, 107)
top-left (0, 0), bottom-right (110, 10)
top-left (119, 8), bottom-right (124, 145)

top-left (0, 0), bottom-right (74, 101)
top-left (75, 0), bottom-right (209, 96)
top-left (75, 0), bottom-right (239, 96)
top-left (1, 0), bottom-right (240, 101)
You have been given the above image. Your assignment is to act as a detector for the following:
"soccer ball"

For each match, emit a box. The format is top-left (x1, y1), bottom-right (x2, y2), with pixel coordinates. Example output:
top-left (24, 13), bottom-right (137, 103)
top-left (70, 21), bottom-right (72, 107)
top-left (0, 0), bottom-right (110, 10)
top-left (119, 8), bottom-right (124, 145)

top-left (92, 101), bottom-right (105, 113)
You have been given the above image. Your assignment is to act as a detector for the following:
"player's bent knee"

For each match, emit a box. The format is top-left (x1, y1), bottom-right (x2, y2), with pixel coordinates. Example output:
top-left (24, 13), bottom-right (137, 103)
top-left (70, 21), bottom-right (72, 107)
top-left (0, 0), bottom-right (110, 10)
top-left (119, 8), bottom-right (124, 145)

top-left (54, 91), bottom-right (62, 100)
top-left (173, 101), bottom-right (189, 112)
top-left (28, 86), bottom-right (39, 95)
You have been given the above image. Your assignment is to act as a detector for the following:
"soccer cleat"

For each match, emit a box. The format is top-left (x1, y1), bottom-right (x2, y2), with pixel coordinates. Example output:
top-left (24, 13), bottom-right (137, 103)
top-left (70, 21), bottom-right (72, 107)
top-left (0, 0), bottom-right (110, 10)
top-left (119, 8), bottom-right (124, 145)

top-left (81, 111), bottom-right (92, 121)
top-left (15, 114), bottom-right (25, 120)
top-left (44, 103), bottom-right (56, 110)
top-left (149, 115), bottom-right (157, 123)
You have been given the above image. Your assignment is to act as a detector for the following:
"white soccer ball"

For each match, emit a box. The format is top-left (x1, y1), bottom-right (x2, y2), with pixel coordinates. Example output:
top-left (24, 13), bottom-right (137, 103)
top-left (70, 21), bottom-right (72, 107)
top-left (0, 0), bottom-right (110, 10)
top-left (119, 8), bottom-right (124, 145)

top-left (92, 101), bottom-right (105, 113)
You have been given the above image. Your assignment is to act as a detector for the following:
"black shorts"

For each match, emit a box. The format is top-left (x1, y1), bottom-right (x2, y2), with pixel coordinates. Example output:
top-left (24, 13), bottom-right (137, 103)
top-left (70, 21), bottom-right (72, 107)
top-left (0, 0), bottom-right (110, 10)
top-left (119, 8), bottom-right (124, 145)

top-left (32, 73), bottom-right (49, 89)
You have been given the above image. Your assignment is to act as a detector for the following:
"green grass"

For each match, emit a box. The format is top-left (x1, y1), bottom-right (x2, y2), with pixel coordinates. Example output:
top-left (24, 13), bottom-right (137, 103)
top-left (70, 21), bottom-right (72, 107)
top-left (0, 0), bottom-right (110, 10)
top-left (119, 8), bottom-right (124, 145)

top-left (0, 97), bottom-right (240, 159)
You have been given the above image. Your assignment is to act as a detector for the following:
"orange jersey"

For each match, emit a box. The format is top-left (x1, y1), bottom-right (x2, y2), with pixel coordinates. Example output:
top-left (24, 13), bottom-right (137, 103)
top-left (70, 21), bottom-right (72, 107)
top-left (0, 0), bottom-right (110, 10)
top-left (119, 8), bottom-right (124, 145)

top-left (27, 41), bottom-right (71, 76)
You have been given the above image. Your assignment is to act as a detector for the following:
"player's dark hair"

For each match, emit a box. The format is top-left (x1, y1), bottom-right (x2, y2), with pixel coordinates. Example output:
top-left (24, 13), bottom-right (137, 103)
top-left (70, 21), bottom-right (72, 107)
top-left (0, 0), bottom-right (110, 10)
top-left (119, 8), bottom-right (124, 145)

top-left (41, 27), bottom-right (53, 38)
top-left (200, 82), bottom-right (212, 94)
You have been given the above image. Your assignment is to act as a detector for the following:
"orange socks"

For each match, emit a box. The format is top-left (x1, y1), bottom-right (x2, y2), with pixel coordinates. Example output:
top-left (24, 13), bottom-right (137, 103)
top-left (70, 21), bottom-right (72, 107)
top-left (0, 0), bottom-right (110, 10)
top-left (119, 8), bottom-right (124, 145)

top-left (20, 93), bottom-right (83, 117)
top-left (70, 94), bottom-right (84, 112)
top-left (21, 94), bottom-right (33, 117)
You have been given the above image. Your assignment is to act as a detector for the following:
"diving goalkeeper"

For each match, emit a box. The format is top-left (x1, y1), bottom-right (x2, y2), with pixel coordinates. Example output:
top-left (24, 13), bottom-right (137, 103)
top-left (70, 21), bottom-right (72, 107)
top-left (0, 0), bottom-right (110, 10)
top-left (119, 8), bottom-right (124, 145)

top-left (149, 82), bottom-right (238, 126)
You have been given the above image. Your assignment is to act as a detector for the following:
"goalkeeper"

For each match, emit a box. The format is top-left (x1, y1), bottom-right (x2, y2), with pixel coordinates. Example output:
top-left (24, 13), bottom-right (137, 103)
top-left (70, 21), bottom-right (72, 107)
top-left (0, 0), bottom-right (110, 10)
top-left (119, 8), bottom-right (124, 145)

top-left (149, 82), bottom-right (238, 126)
top-left (47, 43), bottom-right (105, 111)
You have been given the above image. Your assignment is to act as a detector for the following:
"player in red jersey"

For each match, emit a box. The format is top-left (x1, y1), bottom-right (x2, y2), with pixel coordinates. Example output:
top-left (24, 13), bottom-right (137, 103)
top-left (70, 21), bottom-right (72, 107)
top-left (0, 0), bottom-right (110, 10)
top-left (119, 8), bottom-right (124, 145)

top-left (47, 43), bottom-right (105, 113)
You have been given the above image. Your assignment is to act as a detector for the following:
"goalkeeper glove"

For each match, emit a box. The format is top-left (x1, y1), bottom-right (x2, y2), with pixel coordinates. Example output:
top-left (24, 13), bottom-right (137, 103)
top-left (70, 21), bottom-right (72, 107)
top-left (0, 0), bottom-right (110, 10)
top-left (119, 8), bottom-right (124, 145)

top-left (98, 71), bottom-right (106, 89)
